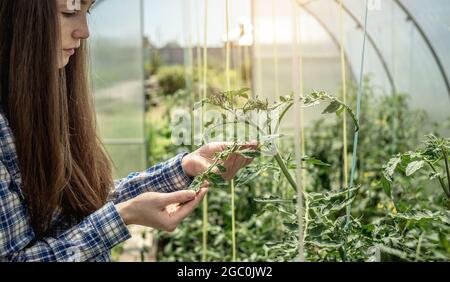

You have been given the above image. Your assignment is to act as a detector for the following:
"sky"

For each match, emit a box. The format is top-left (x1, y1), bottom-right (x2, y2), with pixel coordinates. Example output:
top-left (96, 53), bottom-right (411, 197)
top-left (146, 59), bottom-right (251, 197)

top-left (144, 0), bottom-right (252, 48)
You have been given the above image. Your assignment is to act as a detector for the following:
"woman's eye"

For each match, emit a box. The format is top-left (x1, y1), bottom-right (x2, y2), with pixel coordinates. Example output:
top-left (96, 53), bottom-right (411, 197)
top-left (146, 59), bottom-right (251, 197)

top-left (62, 11), bottom-right (77, 17)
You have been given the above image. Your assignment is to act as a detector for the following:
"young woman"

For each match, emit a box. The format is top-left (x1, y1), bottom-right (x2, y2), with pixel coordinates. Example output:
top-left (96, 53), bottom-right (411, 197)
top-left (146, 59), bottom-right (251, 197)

top-left (0, 0), bottom-right (254, 261)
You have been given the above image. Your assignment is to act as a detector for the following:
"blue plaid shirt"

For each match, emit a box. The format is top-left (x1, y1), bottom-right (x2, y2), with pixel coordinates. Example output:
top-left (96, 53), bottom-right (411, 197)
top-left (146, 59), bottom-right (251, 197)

top-left (0, 108), bottom-right (193, 262)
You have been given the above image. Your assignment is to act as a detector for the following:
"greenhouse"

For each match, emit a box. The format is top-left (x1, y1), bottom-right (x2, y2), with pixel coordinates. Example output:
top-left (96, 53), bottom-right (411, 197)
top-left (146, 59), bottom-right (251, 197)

top-left (87, 0), bottom-right (450, 262)
top-left (0, 0), bottom-right (448, 264)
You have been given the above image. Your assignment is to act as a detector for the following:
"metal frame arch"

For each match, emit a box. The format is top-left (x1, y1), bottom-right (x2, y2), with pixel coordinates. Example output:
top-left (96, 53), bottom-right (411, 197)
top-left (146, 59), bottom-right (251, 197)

top-left (393, 0), bottom-right (450, 99)
top-left (295, 1), bottom-right (357, 83)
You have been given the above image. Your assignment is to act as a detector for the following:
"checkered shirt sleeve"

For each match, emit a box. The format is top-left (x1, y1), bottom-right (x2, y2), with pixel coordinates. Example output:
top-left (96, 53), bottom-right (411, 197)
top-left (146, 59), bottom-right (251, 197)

top-left (109, 152), bottom-right (194, 204)
top-left (1, 105), bottom-right (195, 261)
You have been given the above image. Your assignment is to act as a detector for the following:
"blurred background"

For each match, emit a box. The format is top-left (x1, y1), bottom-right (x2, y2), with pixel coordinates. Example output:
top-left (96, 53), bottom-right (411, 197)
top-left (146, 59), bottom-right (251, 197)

top-left (88, 0), bottom-right (450, 261)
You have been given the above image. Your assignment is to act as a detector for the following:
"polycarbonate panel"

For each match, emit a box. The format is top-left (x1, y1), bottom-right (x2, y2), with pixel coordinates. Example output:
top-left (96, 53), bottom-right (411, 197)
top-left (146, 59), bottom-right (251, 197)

top-left (406, 0), bottom-right (450, 83)
top-left (253, 0), bottom-right (346, 130)
top-left (304, 0), bottom-right (391, 93)
top-left (89, 0), bottom-right (147, 178)
top-left (339, 0), bottom-right (450, 122)
top-left (292, 0), bottom-right (450, 126)
top-left (105, 144), bottom-right (147, 179)
top-left (401, 0), bottom-right (450, 115)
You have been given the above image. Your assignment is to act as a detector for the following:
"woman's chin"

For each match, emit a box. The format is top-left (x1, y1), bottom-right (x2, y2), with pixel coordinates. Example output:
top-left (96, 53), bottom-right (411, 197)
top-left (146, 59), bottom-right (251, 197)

top-left (58, 57), bottom-right (70, 69)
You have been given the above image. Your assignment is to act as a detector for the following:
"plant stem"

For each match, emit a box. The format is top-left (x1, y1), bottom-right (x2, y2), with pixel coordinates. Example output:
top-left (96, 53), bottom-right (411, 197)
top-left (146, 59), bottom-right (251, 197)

top-left (202, 195), bottom-right (208, 261)
top-left (231, 179), bottom-right (236, 261)
top-left (274, 102), bottom-right (293, 133)
top-left (201, 0), bottom-right (209, 263)
top-left (267, 107), bottom-right (298, 192)
top-left (274, 152), bottom-right (298, 192)
top-left (231, 115), bottom-right (237, 262)
top-left (415, 231), bottom-right (424, 261)
top-left (426, 160), bottom-right (450, 198)
top-left (303, 192), bottom-right (310, 243)
top-left (442, 149), bottom-right (450, 197)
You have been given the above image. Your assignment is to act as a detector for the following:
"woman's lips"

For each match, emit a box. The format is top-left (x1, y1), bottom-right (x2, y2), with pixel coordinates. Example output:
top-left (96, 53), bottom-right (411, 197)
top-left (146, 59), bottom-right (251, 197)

top-left (64, 49), bottom-right (75, 55)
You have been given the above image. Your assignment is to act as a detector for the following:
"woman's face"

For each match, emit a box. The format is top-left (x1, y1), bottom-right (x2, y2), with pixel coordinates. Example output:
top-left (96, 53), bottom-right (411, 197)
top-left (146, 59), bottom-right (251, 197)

top-left (57, 0), bottom-right (95, 68)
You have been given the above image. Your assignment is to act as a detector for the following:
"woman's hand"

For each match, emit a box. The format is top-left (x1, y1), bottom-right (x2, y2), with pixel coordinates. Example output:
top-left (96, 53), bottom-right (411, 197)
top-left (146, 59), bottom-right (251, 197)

top-left (116, 187), bottom-right (208, 232)
top-left (181, 141), bottom-right (257, 180)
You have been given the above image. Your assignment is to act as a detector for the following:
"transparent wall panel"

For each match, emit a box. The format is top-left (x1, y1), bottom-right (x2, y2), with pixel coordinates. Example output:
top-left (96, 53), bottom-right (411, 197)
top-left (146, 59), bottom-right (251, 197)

top-left (341, 0), bottom-right (450, 123)
top-left (407, 0), bottom-right (450, 83)
top-left (293, 0), bottom-right (450, 131)
top-left (105, 144), bottom-right (147, 179)
top-left (305, 0), bottom-right (391, 93)
top-left (402, 0), bottom-right (450, 124)
top-left (90, 0), bottom-right (147, 178)
top-left (253, 0), bottom-right (346, 130)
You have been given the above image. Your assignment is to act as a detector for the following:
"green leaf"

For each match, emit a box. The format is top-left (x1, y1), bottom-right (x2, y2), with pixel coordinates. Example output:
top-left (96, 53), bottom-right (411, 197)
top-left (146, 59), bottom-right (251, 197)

top-left (392, 210), bottom-right (443, 223)
top-left (307, 239), bottom-right (342, 249)
top-left (429, 171), bottom-right (441, 180)
top-left (208, 172), bottom-right (225, 184)
top-left (188, 178), bottom-right (204, 192)
top-left (302, 156), bottom-right (331, 167)
top-left (336, 106), bottom-right (345, 116)
top-left (405, 160), bottom-right (425, 176)
top-left (377, 245), bottom-right (409, 260)
top-left (254, 197), bottom-right (292, 204)
top-left (217, 164), bottom-right (227, 173)
top-left (383, 156), bottom-right (401, 181)
top-left (237, 149), bottom-right (261, 158)
top-left (283, 222), bottom-right (298, 232)
top-left (381, 177), bottom-right (392, 197)
top-left (322, 100), bottom-right (342, 115)
top-left (204, 118), bottom-right (215, 128)
top-left (323, 195), bottom-right (358, 216)
top-left (235, 87), bottom-right (250, 99)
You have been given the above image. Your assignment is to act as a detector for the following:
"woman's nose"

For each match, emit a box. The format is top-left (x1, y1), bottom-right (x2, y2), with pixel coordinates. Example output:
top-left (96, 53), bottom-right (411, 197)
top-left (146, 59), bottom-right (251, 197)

top-left (72, 16), bottom-right (90, 40)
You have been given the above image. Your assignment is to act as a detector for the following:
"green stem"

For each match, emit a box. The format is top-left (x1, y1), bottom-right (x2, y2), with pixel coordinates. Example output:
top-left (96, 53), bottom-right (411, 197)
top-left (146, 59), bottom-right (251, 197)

top-left (442, 149), bottom-right (450, 197)
top-left (303, 192), bottom-right (310, 243)
top-left (202, 196), bottom-right (208, 261)
top-left (266, 107), bottom-right (298, 192)
top-left (426, 160), bottom-right (450, 198)
top-left (274, 152), bottom-right (297, 192)
top-left (231, 110), bottom-right (238, 262)
top-left (230, 179), bottom-right (236, 261)
top-left (274, 102), bottom-right (293, 133)
top-left (415, 231), bottom-right (424, 262)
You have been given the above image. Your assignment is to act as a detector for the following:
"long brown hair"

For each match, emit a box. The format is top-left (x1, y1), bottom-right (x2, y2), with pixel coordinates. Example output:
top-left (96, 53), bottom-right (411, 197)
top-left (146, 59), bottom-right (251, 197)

top-left (0, 0), bottom-right (113, 238)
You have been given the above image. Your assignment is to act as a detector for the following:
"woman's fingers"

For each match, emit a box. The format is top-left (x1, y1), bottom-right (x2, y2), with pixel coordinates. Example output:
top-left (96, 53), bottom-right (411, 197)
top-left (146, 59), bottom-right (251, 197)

top-left (222, 152), bottom-right (254, 180)
top-left (172, 188), bottom-right (208, 224)
top-left (223, 153), bottom-right (238, 180)
top-left (159, 190), bottom-right (196, 207)
top-left (230, 155), bottom-right (246, 179)
top-left (240, 140), bottom-right (259, 150)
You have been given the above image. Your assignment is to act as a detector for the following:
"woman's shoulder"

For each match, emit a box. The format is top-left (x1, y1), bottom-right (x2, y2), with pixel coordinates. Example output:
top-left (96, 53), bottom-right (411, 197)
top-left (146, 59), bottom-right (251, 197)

top-left (0, 106), bottom-right (12, 135)
top-left (0, 106), bottom-right (16, 157)
top-left (0, 105), bottom-right (22, 194)
top-left (0, 105), bottom-right (10, 128)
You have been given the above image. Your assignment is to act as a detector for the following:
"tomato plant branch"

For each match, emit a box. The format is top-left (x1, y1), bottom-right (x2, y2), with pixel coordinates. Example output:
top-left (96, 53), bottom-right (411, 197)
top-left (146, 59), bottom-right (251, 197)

top-left (425, 160), bottom-right (450, 198)
top-left (274, 152), bottom-right (298, 192)
top-left (190, 88), bottom-right (358, 196)
top-left (442, 149), bottom-right (450, 196)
